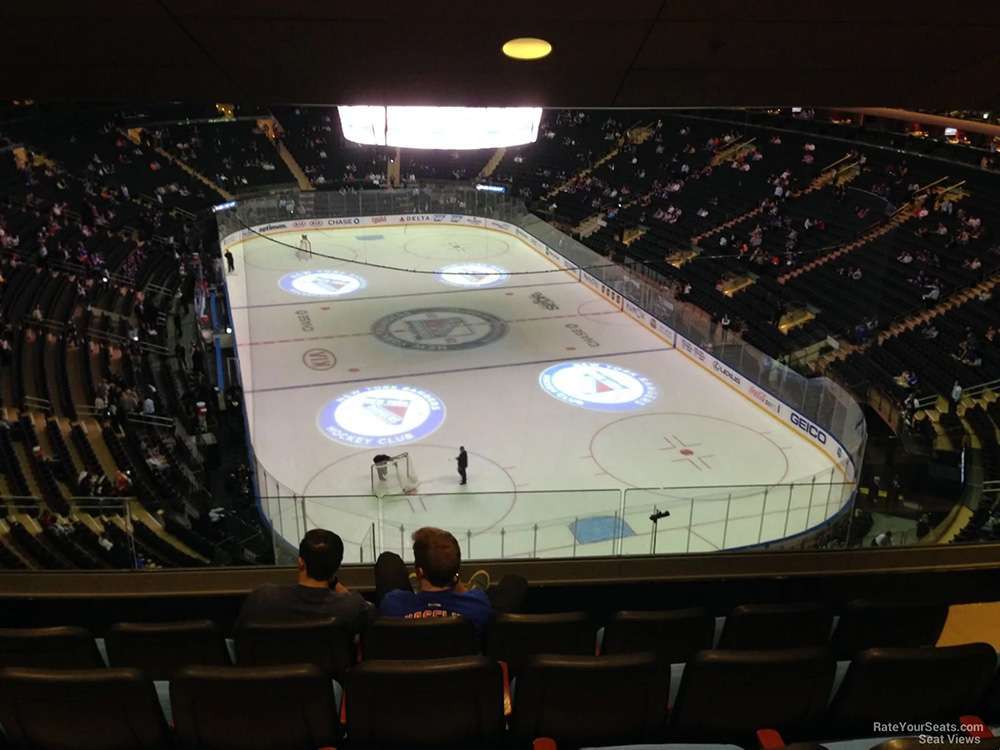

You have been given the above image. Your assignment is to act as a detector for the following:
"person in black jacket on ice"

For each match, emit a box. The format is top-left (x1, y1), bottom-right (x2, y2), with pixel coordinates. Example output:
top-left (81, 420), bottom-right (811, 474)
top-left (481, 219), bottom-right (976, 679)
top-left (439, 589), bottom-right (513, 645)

top-left (456, 446), bottom-right (468, 485)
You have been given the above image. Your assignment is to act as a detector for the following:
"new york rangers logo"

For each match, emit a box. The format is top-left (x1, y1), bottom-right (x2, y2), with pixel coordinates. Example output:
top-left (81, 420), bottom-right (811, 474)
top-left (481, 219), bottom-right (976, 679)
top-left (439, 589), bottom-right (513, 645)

top-left (279, 270), bottom-right (366, 297)
top-left (436, 263), bottom-right (509, 288)
top-left (539, 362), bottom-right (657, 411)
top-left (372, 307), bottom-right (507, 351)
top-left (318, 385), bottom-right (445, 447)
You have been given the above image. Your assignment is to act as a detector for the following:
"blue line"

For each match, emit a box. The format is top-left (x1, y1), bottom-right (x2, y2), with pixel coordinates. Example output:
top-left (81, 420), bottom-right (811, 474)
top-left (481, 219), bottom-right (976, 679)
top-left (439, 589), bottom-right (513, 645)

top-left (229, 280), bottom-right (578, 311)
top-left (245, 345), bottom-right (673, 394)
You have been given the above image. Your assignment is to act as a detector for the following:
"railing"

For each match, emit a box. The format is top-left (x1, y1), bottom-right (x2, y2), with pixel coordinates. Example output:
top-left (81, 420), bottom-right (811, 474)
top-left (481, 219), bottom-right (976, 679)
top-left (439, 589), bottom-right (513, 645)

top-left (253, 477), bottom-right (855, 564)
top-left (914, 376), bottom-right (1000, 410)
top-left (2, 500), bottom-right (140, 569)
top-left (215, 184), bottom-right (867, 563)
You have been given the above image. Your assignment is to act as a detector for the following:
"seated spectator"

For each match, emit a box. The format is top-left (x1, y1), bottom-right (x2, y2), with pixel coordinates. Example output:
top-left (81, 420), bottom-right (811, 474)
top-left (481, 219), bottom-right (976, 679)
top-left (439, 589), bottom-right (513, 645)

top-left (236, 528), bottom-right (372, 632)
top-left (376, 527), bottom-right (526, 634)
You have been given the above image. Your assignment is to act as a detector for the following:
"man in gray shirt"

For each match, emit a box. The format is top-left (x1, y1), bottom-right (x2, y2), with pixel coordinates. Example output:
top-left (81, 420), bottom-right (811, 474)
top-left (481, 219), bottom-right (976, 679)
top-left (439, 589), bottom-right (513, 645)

top-left (236, 529), bottom-right (372, 633)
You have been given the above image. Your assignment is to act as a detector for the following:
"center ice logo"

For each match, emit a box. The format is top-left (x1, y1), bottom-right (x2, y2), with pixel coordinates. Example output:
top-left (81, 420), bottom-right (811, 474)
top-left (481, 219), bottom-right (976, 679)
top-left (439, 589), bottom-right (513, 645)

top-left (317, 385), bottom-right (445, 447)
top-left (372, 307), bottom-right (508, 351)
top-left (538, 362), bottom-right (657, 411)
top-left (436, 263), bottom-right (509, 288)
top-left (279, 270), bottom-right (366, 297)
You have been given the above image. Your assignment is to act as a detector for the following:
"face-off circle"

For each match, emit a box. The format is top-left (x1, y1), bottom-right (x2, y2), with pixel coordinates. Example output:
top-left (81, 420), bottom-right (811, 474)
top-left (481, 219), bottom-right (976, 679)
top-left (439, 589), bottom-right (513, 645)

top-left (372, 307), bottom-right (508, 351)
top-left (436, 263), bottom-right (509, 288)
top-left (279, 270), bottom-right (366, 297)
top-left (539, 361), bottom-right (657, 411)
top-left (317, 384), bottom-right (445, 447)
top-left (404, 232), bottom-right (510, 261)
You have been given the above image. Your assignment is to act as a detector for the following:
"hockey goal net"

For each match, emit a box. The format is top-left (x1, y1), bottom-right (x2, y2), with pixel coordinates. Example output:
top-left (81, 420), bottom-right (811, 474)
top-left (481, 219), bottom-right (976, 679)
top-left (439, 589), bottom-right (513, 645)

top-left (371, 452), bottom-right (420, 498)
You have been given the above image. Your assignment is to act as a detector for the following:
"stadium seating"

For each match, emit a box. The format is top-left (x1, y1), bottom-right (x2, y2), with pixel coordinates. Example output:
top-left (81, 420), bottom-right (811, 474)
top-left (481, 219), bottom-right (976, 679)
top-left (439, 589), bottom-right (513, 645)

top-left (510, 652), bottom-right (671, 749)
top-left (0, 612), bottom-right (995, 747)
top-left (824, 644), bottom-right (997, 738)
top-left (361, 615), bottom-right (478, 660)
top-left (829, 600), bottom-right (950, 658)
top-left (716, 602), bottom-right (833, 650)
top-left (0, 667), bottom-right (171, 750)
top-left (600, 607), bottom-right (715, 662)
top-left (485, 612), bottom-right (598, 676)
top-left (106, 619), bottom-right (231, 679)
top-left (171, 664), bottom-right (340, 750)
top-left (668, 648), bottom-right (835, 743)
top-left (0, 626), bottom-right (103, 669)
top-left (235, 618), bottom-right (353, 681)
top-left (345, 656), bottom-right (505, 750)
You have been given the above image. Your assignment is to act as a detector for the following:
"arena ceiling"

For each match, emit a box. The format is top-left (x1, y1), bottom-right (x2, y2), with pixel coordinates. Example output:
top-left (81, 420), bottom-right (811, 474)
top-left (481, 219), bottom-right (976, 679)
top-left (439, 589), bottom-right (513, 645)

top-left (3, 1), bottom-right (999, 108)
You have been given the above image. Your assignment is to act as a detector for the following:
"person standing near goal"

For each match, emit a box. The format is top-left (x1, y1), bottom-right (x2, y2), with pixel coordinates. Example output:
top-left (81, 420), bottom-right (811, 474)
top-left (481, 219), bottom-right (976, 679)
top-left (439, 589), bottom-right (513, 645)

top-left (456, 446), bottom-right (468, 485)
top-left (297, 233), bottom-right (312, 261)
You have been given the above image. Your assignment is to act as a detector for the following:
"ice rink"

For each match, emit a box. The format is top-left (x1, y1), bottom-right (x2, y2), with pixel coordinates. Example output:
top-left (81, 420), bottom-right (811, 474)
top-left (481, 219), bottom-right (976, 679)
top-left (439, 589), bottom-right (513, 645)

top-left (223, 222), bottom-right (847, 561)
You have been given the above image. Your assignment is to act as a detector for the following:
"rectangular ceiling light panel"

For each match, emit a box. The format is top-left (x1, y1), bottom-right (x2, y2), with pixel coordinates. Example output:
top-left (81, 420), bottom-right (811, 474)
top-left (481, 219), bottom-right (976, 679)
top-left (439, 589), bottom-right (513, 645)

top-left (339, 106), bottom-right (542, 149)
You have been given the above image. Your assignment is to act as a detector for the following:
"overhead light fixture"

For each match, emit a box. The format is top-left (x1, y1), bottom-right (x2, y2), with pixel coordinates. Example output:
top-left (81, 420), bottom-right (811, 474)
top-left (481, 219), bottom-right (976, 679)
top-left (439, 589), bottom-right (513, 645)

top-left (502, 37), bottom-right (552, 61)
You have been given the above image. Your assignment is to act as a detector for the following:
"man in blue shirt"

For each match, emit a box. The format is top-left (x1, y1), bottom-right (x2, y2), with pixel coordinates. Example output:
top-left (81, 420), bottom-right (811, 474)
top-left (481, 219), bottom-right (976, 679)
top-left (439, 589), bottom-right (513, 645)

top-left (377, 527), bottom-right (524, 634)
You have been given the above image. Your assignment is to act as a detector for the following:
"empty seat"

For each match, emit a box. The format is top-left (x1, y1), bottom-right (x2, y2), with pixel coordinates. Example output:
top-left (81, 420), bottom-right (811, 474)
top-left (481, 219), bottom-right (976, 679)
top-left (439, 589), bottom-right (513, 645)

top-left (511, 653), bottom-right (670, 749)
top-left (718, 602), bottom-right (833, 650)
top-left (602, 608), bottom-right (714, 663)
top-left (171, 664), bottom-right (340, 750)
top-left (235, 617), bottom-right (353, 681)
top-left (362, 615), bottom-right (478, 660)
top-left (669, 648), bottom-right (836, 742)
top-left (0, 667), bottom-right (171, 750)
top-left (346, 656), bottom-right (504, 750)
top-left (825, 644), bottom-right (997, 737)
top-left (831, 600), bottom-right (949, 658)
top-left (106, 619), bottom-right (230, 680)
top-left (0, 626), bottom-right (103, 669)
top-left (486, 612), bottom-right (596, 676)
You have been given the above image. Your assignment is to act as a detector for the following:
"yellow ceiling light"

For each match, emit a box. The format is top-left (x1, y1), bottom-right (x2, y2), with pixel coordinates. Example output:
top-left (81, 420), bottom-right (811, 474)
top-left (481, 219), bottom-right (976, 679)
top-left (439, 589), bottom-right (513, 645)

top-left (502, 37), bottom-right (552, 61)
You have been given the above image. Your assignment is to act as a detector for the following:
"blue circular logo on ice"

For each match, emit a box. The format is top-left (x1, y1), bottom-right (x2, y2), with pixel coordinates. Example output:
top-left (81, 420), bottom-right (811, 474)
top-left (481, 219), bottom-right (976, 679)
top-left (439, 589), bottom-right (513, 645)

top-left (539, 362), bottom-right (657, 411)
top-left (318, 385), bottom-right (445, 447)
top-left (279, 270), bottom-right (366, 297)
top-left (436, 263), bottom-right (509, 288)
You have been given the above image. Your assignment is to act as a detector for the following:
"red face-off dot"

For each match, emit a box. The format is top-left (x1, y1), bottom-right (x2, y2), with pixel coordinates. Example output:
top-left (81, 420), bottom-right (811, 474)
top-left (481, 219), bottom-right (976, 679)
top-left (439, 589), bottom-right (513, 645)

top-left (680, 448), bottom-right (694, 456)
top-left (349, 368), bottom-right (360, 372)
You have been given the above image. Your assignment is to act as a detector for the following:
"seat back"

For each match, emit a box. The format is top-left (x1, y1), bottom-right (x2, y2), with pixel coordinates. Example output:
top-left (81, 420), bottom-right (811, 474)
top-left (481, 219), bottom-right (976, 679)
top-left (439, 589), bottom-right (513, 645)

top-left (980, 663), bottom-right (1000, 724)
top-left (172, 664), bottom-right (340, 750)
top-left (826, 644), bottom-right (997, 735)
top-left (0, 667), bottom-right (171, 750)
top-left (235, 617), bottom-right (353, 680)
top-left (511, 653), bottom-right (669, 747)
top-left (670, 648), bottom-right (835, 741)
top-left (831, 600), bottom-right (949, 658)
top-left (718, 602), bottom-right (833, 650)
top-left (347, 656), bottom-right (504, 750)
top-left (106, 619), bottom-right (230, 680)
top-left (362, 616), bottom-right (478, 659)
top-left (0, 626), bottom-right (103, 669)
top-left (486, 612), bottom-right (596, 675)
top-left (602, 608), bottom-right (714, 663)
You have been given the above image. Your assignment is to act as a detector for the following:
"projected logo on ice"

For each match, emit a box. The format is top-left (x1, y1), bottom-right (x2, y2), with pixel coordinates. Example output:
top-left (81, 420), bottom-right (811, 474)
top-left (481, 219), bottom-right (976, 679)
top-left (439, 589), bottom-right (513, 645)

top-left (279, 270), bottom-right (366, 297)
top-left (436, 263), bottom-right (509, 288)
top-left (539, 362), bottom-right (657, 412)
top-left (318, 385), bottom-right (445, 447)
top-left (372, 307), bottom-right (508, 351)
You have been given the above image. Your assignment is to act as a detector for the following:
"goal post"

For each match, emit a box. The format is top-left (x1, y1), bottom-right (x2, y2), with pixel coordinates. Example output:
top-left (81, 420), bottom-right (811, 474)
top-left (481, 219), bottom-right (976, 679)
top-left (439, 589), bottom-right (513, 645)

top-left (371, 452), bottom-right (420, 498)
